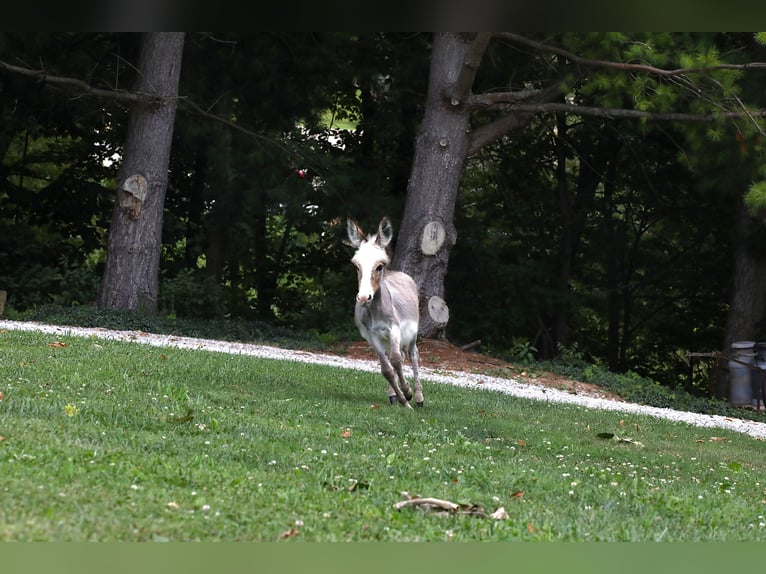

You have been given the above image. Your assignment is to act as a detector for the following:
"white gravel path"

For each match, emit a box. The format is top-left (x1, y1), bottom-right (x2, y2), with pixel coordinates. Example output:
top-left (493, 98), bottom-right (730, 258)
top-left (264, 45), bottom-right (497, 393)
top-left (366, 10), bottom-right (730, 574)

top-left (3, 319), bottom-right (766, 440)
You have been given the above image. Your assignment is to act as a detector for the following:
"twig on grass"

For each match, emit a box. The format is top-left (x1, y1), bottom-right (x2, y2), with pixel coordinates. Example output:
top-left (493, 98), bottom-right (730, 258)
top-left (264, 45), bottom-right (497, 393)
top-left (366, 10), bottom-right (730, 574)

top-left (393, 494), bottom-right (499, 518)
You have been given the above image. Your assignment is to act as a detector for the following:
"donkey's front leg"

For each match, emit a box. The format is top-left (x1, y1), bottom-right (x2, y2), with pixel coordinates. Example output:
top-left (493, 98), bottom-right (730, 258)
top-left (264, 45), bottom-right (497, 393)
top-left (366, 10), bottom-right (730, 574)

top-left (387, 324), bottom-right (413, 403)
top-left (377, 352), bottom-right (413, 408)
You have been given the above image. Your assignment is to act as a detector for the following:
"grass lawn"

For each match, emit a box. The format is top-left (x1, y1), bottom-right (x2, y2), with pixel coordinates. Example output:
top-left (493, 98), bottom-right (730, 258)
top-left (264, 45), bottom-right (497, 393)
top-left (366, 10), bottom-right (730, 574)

top-left (2, 327), bottom-right (766, 541)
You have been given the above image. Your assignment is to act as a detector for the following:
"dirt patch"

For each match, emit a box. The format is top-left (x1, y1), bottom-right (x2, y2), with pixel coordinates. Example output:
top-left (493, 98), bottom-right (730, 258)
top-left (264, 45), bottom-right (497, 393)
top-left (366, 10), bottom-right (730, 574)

top-left (331, 338), bottom-right (623, 402)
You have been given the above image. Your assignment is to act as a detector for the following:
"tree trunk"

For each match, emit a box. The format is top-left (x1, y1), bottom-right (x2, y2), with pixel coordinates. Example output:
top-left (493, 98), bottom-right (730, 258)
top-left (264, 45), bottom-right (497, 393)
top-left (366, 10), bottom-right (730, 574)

top-left (551, 113), bottom-right (573, 355)
top-left (603, 159), bottom-right (620, 371)
top-left (392, 32), bottom-right (491, 338)
top-left (550, 127), bottom-right (608, 355)
top-left (716, 198), bottom-right (766, 397)
top-left (184, 152), bottom-right (207, 269)
top-left (724, 199), bottom-right (766, 346)
top-left (203, 97), bottom-right (234, 285)
top-left (98, 33), bottom-right (185, 312)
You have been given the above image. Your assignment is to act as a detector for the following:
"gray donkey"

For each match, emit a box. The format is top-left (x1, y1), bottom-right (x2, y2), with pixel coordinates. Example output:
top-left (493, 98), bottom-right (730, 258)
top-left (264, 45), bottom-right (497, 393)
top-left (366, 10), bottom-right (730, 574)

top-left (347, 217), bottom-right (423, 408)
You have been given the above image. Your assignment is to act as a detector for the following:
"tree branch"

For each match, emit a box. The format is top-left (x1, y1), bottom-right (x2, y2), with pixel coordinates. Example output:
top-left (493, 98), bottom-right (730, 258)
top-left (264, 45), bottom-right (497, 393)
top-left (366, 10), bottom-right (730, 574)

top-left (467, 112), bottom-right (536, 156)
top-left (179, 97), bottom-right (279, 146)
top-left (0, 58), bottom-right (293, 155)
top-left (464, 34), bottom-right (766, 155)
top-left (467, 100), bottom-right (766, 157)
top-left (466, 89), bottom-right (545, 109)
top-left (507, 101), bottom-right (766, 122)
top-left (496, 32), bottom-right (766, 76)
top-left (446, 32), bottom-right (492, 105)
top-left (466, 77), bottom-right (577, 154)
top-left (0, 59), bottom-right (149, 104)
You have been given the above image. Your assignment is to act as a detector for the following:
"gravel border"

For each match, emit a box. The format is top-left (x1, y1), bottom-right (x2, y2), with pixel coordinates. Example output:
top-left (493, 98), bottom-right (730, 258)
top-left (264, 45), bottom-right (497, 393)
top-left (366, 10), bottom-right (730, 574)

top-left (3, 319), bottom-right (766, 440)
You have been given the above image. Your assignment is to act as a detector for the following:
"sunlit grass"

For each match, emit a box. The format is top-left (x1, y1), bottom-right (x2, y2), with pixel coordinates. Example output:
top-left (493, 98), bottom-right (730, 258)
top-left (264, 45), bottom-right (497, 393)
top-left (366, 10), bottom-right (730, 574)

top-left (1, 328), bottom-right (766, 541)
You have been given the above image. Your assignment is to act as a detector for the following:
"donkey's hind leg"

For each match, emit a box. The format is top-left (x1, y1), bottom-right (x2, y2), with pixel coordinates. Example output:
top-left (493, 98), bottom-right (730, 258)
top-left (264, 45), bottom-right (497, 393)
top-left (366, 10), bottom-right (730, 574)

top-left (409, 341), bottom-right (423, 407)
top-left (391, 351), bottom-right (413, 403)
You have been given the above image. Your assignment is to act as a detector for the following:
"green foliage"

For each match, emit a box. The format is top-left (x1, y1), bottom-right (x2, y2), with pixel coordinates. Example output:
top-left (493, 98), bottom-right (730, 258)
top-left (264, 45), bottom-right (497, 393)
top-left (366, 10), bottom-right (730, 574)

top-left (3, 32), bottom-right (766, 406)
top-left (159, 269), bottom-right (226, 319)
top-left (18, 304), bottom-right (325, 350)
top-left (0, 256), bottom-right (100, 310)
top-left (745, 180), bottom-right (766, 213)
top-left (544, 358), bottom-right (762, 423)
top-left (447, 31), bottom-right (763, 392)
top-left (52, 258), bottom-right (101, 307)
top-left (510, 340), bottom-right (538, 365)
top-left (556, 341), bottom-right (586, 362)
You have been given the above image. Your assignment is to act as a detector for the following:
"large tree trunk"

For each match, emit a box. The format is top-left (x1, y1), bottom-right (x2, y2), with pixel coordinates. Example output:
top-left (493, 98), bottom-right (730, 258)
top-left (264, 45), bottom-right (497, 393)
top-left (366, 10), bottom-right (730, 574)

top-left (714, 198), bottom-right (766, 397)
top-left (724, 199), bottom-right (766, 346)
top-left (98, 33), bottom-right (185, 312)
top-left (392, 33), bottom-right (491, 338)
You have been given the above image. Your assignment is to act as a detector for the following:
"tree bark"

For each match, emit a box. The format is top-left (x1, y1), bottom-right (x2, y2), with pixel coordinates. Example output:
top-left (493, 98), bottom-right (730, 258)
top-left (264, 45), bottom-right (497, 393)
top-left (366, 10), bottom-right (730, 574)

top-left (550, 123), bottom-right (609, 356)
top-left (203, 96), bottom-right (234, 285)
top-left (603, 159), bottom-right (620, 371)
top-left (724, 199), bottom-right (766, 347)
top-left (392, 32), bottom-right (491, 338)
top-left (715, 198), bottom-right (766, 397)
top-left (98, 33), bottom-right (185, 312)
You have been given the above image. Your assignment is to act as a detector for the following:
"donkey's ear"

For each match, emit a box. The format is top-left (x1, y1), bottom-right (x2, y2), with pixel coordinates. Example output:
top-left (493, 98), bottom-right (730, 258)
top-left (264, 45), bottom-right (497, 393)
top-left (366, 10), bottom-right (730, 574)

top-left (347, 219), bottom-right (365, 248)
top-left (377, 217), bottom-right (393, 248)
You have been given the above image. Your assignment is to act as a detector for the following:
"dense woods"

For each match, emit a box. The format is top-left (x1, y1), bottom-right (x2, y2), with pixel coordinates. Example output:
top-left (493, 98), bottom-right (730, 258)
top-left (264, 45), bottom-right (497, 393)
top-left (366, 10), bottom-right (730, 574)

top-left (3, 32), bottom-right (766, 398)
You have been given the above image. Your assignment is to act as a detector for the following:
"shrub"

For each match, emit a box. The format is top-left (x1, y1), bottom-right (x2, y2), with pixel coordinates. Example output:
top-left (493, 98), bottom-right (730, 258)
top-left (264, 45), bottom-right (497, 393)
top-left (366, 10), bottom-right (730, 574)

top-left (159, 269), bottom-right (227, 319)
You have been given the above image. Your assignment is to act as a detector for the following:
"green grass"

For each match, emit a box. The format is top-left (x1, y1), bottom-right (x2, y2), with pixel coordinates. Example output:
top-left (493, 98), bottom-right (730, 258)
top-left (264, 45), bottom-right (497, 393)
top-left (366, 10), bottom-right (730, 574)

top-left (2, 328), bottom-right (766, 541)
top-left (14, 304), bottom-right (766, 425)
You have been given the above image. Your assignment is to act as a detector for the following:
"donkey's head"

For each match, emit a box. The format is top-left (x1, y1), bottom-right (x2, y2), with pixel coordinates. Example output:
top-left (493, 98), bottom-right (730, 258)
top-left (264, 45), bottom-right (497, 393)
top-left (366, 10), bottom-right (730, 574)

top-left (347, 217), bottom-right (394, 305)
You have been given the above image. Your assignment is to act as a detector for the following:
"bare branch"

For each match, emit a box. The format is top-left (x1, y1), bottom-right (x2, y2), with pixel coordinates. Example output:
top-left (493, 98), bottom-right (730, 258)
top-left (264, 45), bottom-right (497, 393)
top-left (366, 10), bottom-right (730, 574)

top-left (179, 97), bottom-right (282, 147)
top-left (466, 89), bottom-right (544, 109)
top-left (0, 59), bottom-right (147, 104)
top-left (467, 100), bottom-right (766, 157)
top-left (508, 101), bottom-right (766, 122)
top-left (497, 32), bottom-right (766, 77)
top-left (466, 77), bottom-right (576, 154)
top-left (393, 497), bottom-right (460, 511)
top-left (1, 57), bottom-right (306, 162)
top-left (467, 111), bottom-right (536, 156)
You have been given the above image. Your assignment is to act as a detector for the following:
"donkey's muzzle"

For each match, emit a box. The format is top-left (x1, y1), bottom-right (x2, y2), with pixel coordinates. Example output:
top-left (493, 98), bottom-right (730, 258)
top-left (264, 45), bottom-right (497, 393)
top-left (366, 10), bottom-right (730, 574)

top-left (356, 292), bottom-right (374, 306)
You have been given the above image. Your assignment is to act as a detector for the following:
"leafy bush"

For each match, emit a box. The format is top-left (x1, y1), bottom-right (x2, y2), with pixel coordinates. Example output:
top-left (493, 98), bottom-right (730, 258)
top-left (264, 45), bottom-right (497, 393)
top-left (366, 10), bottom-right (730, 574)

top-left (0, 258), bottom-right (99, 310)
top-left (510, 339), bottom-right (538, 365)
top-left (543, 358), bottom-right (764, 423)
top-left (18, 304), bottom-right (325, 350)
top-left (159, 269), bottom-right (227, 319)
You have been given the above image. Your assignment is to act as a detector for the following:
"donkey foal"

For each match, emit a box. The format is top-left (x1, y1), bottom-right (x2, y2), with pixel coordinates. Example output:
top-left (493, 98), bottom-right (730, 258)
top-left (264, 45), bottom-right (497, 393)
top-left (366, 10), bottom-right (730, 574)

top-left (347, 217), bottom-right (423, 408)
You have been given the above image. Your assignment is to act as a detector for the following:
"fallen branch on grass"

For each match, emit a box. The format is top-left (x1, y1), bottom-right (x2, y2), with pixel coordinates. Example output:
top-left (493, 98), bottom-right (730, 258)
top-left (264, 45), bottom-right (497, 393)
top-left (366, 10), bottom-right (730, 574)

top-left (393, 494), bottom-right (509, 519)
top-left (394, 497), bottom-right (461, 512)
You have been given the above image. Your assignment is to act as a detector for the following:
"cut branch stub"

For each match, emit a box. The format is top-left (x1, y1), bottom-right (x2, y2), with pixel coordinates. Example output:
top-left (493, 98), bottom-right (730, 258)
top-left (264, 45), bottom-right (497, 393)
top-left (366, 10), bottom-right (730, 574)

top-left (427, 295), bottom-right (450, 326)
top-left (421, 220), bottom-right (446, 255)
top-left (119, 174), bottom-right (148, 220)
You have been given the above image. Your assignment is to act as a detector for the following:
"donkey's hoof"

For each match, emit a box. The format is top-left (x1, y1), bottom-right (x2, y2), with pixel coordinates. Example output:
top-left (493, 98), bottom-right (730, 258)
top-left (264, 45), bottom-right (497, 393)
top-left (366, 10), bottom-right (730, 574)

top-left (389, 396), bottom-right (399, 405)
top-left (404, 391), bottom-right (413, 401)
top-left (416, 401), bottom-right (424, 408)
